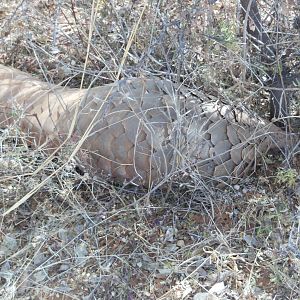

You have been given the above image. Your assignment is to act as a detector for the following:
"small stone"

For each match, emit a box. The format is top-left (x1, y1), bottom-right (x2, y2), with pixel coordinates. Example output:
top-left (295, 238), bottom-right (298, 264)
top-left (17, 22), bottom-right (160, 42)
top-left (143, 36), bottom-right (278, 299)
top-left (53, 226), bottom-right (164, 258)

top-left (193, 292), bottom-right (218, 300)
top-left (193, 292), bottom-right (208, 300)
top-left (33, 270), bottom-right (47, 282)
top-left (177, 240), bottom-right (185, 247)
top-left (243, 234), bottom-right (258, 247)
top-left (233, 184), bottom-right (240, 190)
top-left (242, 188), bottom-right (248, 194)
top-left (59, 264), bottom-right (70, 271)
top-left (209, 281), bottom-right (225, 294)
top-left (164, 227), bottom-right (177, 242)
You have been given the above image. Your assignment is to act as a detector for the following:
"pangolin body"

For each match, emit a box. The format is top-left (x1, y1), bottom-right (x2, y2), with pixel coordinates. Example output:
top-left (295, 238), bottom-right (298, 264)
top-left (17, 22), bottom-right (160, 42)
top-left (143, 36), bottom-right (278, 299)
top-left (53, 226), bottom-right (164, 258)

top-left (0, 64), bottom-right (289, 186)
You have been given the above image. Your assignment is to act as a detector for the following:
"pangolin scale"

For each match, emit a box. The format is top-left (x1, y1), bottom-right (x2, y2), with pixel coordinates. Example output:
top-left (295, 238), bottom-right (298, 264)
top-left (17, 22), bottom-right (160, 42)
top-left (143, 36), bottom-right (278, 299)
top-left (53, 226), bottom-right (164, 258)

top-left (0, 64), bottom-right (293, 186)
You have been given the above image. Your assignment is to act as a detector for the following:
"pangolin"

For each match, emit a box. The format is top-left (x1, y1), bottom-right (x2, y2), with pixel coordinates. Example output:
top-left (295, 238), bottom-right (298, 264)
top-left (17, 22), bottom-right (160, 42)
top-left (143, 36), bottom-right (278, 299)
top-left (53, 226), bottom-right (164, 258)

top-left (0, 64), bottom-right (296, 186)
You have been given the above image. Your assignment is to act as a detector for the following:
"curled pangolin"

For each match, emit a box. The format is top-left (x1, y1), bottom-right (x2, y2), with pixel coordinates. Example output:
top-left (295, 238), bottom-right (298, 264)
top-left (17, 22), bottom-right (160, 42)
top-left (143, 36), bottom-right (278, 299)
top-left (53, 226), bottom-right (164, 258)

top-left (0, 64), bottom-right (296, 186)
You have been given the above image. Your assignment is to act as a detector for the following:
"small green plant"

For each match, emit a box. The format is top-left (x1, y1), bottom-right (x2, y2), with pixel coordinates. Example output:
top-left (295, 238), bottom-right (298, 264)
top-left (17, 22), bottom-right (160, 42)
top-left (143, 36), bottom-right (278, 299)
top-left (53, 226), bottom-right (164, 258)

top-left (218, 20), bottom-right (238, 50)
top-left (275, 168), bottom-right (298, 188)
top-left (256, 225), bottom-right (273, 237)
top-left (206, 20), bottom-right (239, 51)
top-left (220, 21), bottom-right (235, 41)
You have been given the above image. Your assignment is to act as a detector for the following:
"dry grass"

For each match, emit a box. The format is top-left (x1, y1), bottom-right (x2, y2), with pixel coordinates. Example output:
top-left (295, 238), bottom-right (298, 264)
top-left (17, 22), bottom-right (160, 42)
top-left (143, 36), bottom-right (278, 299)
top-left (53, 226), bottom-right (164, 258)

top-left (0, 0), bottom-right (299, 299)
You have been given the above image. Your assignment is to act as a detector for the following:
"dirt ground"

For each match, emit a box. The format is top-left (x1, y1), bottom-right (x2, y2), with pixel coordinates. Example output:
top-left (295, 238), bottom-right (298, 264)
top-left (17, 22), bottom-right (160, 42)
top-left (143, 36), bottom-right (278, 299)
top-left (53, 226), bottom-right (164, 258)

top-left (0, 1), bottom-right (299, 299)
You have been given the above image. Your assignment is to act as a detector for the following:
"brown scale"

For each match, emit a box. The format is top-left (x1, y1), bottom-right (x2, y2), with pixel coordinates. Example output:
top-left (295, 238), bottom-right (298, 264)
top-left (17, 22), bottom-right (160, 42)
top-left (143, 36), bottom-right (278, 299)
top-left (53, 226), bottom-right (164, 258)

top-left (0, 64), bottom-right (297, 186)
